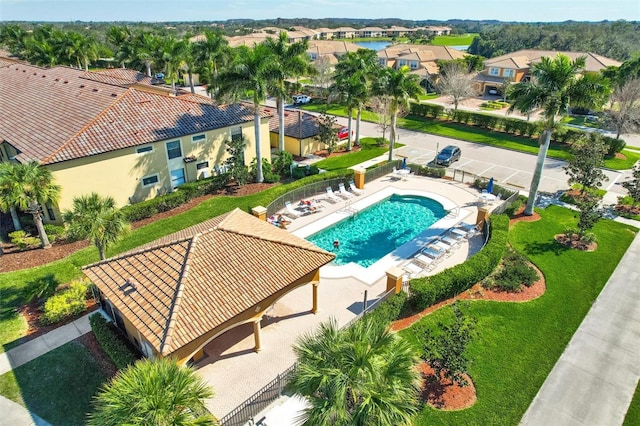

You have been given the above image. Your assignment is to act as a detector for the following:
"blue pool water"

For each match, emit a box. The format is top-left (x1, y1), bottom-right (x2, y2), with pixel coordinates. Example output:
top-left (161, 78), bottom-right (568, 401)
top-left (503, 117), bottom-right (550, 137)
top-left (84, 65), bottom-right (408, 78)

top-left (307, 194), bottom-right (446, 267)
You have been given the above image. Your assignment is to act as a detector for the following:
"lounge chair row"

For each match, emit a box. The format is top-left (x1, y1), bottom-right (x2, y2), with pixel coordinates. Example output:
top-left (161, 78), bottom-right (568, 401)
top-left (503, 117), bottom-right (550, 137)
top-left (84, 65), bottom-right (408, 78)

top-left (325, 181), bottom-right (363, 203)
top-left (283, 200), bottom-right (325, 219)
top-left (402, 222), bottom-right (480, 277)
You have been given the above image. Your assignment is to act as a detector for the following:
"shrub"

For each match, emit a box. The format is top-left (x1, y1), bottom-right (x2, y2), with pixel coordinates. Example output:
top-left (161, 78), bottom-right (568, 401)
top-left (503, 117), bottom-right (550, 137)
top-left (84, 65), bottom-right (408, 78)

top-left (408, 215), bottom-right (509, 311)
top-left (482, 248), bottom-right (538, 292)
top-left (366, 291), bottom-right (408, 325)
top-left (603, 136), bottom-right (626, 156)
top-left (8, 230), bottom-right (40, 250)
top-left (43, 224), bottom-right (65, 239)
top-left (504, 196), bottom-right (526, 217)
top-left (89, 313), bottom-right (139, 370)
top-left (417, 165), bottom-right (446, 178)
top-left (41, 279), bottom-right (89, 325)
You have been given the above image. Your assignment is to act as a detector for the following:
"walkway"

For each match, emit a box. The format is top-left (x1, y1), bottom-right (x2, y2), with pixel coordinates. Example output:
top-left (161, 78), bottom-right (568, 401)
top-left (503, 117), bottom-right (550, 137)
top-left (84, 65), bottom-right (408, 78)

top-left (520, 231), bottom-right (640, 426)
top-left (0, 313), bottom-right (93, 426)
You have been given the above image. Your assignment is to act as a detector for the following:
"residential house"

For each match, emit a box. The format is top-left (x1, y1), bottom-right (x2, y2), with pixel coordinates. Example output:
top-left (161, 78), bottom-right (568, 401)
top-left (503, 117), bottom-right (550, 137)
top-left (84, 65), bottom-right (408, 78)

top-left (306, 40), bottom-right (361, 64)
top-left (474, 49), bottom-right (621, 95)
top-left (0, 62), bottom-right (271, 222)
top-left (268, 109), bottom-right (328, 156)
top-left (83, 208), bottom-right (335, 365)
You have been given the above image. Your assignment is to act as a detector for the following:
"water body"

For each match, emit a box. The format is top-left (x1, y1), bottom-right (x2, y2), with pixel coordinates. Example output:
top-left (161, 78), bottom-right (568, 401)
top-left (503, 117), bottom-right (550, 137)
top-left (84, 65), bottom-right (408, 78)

top-left (451, 45), bottom-right (470, 51)
top-left (353, 41), bottom-right (391, 51)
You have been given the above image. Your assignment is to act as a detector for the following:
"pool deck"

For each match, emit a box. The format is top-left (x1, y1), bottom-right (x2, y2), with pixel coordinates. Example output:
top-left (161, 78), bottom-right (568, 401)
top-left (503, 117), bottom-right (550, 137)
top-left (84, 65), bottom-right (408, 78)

top-left (195, 173), bottom-right (499, 420)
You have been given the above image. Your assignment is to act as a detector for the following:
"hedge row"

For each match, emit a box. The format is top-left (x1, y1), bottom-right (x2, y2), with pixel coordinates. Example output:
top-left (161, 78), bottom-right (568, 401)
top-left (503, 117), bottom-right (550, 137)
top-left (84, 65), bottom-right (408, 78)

top-left (365, 291), bottom-right (408, 325)
top-left (89, 313), bottom-right (139, 370)
top-left (409, 103), bottom-right (626, 152)
top-left (408, 214), bottom-right (510, 311)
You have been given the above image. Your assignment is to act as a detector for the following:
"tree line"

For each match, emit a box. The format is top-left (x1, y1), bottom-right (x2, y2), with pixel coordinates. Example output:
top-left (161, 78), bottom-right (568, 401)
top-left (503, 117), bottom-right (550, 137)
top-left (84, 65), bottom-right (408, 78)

top-left (469, 21), bottom-right (640, 61)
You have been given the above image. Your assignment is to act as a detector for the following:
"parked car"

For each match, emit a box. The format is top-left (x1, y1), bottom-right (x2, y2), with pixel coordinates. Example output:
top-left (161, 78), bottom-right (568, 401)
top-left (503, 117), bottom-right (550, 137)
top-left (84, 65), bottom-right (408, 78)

top-left (435, 145), bottom-right (461, 166)
top-left (292, 94), bottom-right (312, 105)
top-left (337, 126), bottom-right (351, 140)
top-left (488, 88), bottom-right (499, 95)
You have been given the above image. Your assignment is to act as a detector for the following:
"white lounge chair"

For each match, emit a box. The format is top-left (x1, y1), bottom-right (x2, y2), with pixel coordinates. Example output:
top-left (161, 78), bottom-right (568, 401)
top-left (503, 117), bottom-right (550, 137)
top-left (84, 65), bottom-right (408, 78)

top-left (348, 181), bottom-right (363, 195)
top-left (284, 201), bottom-right (303, 218)
top-left (337, 183), bottom-right (354, 198)
top-left (327, 186), bottom-right (348, 200)
top-left (325, 187), bottom-right (341, 203)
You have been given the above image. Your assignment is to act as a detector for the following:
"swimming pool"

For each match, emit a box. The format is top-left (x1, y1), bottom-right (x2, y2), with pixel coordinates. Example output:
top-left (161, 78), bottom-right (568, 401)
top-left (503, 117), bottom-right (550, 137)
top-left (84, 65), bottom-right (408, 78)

top-left (307, 194), bottom-right (446, 267)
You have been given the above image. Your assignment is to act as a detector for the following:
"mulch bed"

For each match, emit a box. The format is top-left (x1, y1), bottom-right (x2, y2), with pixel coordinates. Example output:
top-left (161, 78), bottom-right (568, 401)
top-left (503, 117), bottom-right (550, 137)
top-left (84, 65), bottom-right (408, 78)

top-left (419, 362), bottom-right (477, 411)
top-left (554, 233), bottom-right (598, 252)
top-left (77, 332), bottom-right (118, 379)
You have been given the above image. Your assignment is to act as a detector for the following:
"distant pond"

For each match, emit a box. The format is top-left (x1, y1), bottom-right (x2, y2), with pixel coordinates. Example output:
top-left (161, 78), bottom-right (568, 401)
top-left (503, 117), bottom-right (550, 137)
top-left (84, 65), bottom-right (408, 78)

top-left (353, 41), bottom-right (391, 51)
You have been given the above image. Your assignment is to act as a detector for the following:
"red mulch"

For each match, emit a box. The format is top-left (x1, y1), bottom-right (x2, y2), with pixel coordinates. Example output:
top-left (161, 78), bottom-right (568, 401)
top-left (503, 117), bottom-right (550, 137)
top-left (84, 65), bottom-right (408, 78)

top-left (554, 233), bottom-right (598, 252)
top-left (419, 362), bottom-right (477, 411)
top-left (77, 332), bottom-right (118, 379)
top-left (0, 182), bottom-right (276, 273)
top-left (615, 204), bottom-right (640, 216)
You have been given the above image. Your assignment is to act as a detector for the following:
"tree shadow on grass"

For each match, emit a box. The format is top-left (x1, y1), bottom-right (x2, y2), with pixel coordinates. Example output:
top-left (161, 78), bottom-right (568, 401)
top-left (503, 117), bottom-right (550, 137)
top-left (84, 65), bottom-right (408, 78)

top-left (522, 239), bottom-right (570, 257)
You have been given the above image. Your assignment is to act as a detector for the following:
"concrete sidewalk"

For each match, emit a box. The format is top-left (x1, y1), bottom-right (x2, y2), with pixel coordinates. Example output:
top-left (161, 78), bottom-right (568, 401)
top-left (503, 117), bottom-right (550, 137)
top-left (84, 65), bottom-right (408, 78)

top-left (0, 312), bottom-right (92, 375)
top-left (520, 231), bottom-right (640, 426)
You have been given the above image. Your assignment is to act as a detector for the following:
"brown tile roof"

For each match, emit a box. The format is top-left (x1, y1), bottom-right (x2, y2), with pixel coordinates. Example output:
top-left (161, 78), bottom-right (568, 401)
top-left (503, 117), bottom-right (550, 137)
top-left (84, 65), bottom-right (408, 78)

top-left (0, 63), bottom-right (263, 165)
top-left (83, 208), bottom-right (335, 356)
top-left (486, 49), bottom-right (621, 72)
top-left (80, 68), bottom-right (154, 86)
top-left (307, 40), bottom-right (361, 56)
top-left (267, 109), bottom-right (320, 140)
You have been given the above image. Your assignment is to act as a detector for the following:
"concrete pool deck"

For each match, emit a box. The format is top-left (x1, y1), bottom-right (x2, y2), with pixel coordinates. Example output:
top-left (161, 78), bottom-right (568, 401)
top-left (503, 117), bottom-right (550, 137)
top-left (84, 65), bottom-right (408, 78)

top-left (195, 173), bottom-right (496, 420)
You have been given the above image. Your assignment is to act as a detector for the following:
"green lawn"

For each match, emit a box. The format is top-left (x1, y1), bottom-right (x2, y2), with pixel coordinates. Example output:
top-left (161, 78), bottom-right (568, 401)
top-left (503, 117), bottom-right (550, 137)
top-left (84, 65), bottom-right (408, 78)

top-left (0, 340), bottom-right (107, 425)
top-left (312, 137), bottom-right (394, 171)
top-left (400, 206), bottom-right (637, 425)
top-left (624, 381), bottom-right (640, 425)
top-left (431, 33), bottom-right (478, 46)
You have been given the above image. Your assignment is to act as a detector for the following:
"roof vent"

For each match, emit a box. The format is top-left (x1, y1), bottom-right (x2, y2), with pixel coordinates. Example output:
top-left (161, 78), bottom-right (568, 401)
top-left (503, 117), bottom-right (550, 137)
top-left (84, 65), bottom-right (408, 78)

top-left (41, 75), bottom-right (46, 78)
top-left (63, 80), bottom-right (68, 84)
top-left (54, 78), bottom-right (60, 81)
top-left (120, 278), bottom-right (137, 295)
top-left (92, 88), bottom-right (99, 92)
top-left (79, 84), bottom-right (85, 88)
top-left (111, 93), bottom-right (118, 97)
top-left (33, 72), bottom-right (37, 75)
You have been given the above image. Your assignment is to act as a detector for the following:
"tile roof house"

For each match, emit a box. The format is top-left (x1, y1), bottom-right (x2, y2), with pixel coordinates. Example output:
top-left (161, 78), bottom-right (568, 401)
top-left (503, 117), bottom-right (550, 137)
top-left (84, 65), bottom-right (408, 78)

top-left (474, 49), bottom-right (621, 95)
top-left (267, 109), bottom-right (331, 156)
top-left (83, 208), bottom-right (335, 364)
top-left (0, 62), bottom-right (272, 219)
top-left (306, 40), bottom-right (361, 63)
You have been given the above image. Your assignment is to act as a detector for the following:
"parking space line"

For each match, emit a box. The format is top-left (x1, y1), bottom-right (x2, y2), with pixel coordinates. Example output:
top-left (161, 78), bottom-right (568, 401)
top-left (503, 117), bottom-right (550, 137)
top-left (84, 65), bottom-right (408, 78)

top-left (503, 171), bottom-right (520, 183)
top-left (477, 165), bottom-right (496, 177)
top-left (457, 160), bottom-right (474, 168)
top-left (606, 174), bottom-right (621, 191)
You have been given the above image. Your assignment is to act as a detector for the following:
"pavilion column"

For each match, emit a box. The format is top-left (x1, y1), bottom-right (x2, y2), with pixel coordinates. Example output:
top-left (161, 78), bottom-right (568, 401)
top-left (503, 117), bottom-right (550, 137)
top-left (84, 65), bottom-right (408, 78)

top-left (253, 319), bottom-right (262, 352)
top-left (311, 282), bottom-right (319, 314)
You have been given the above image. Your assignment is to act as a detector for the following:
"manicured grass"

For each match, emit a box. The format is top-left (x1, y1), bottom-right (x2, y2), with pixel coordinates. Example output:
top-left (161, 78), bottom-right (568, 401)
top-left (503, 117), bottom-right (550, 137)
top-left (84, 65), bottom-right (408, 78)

top-left (400, 206), bottom-right (637, 424)
top-left (417, 93), bottom-right (440, 101)
top-left (312, 137), bottom-right (394, 171)
top-left (624, 380), bottom-right (640, 425)
top-left (431, 33), bottom-right (478, 46)
top-left (0, 340), bottom-right (107, 425)
top-left (606, 149), bottom-right (640, 170)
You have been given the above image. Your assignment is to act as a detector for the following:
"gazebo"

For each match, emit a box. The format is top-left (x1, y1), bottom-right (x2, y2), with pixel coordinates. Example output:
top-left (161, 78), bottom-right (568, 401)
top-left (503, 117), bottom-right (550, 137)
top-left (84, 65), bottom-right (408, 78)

top-left (83, 208), bottom-right (335, 364)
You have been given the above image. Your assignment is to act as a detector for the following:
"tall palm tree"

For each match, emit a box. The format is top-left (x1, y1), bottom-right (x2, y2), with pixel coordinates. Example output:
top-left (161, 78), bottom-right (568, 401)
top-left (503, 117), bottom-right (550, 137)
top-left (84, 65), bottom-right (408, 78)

top-left (0, 162), bottom-right (60, 249)
top-left (162, 36), bottom-right (187, 93)
top-left (89, 358), bottom-right (216, 426)
top-left (264, 31), bottom-right (312, 152)
top-left (62, 192), bottom-right (130, 261)
top-left (0, 163), bottom-right (22, 231)
top-left (333, 50), bottom-right (379, 148)
top-left (107, 25), bottom-right (135, 69)
top-left (216, 43), bottom-right (280, 183)
top-left (374, 66), bottom-right (424, 161)
top-left (288, 317), bottom-right (421, 426)
top-left (193, 30), bottom-right (230, 100)
top-left (508, 54), bottom-right (610, 215)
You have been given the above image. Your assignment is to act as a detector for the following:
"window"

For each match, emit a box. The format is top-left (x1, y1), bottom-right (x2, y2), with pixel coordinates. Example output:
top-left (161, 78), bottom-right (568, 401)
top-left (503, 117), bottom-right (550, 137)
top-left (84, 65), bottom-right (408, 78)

top-left (196, 161), bottom-right (209, 170)
top-left (309, 53), bottom-right (317, 60)
top-left (141, 174), bottom-right (159, 187)
top-left (379, 58), bottom-right (387, 66)
top-left (489, 67), bottom-right (500, 76)
top-left (136, 145), bottom-right (153, 154)
top-left (170, 168), bottom-right (186, 188)
top-left (398, 59), bottom-right (407, 67)
top-left (46, 203), bottom-right (55, 221)
top-left (192, 134), bottom-right (206, 143)
top-left (166, 140), bottom-right (182, 159)
top-left (231, 127), bottom-right (243, 143)
top-left (410, 61), bottom-right (418, 69)
top-left (503, 69), bottom-right (515, 78)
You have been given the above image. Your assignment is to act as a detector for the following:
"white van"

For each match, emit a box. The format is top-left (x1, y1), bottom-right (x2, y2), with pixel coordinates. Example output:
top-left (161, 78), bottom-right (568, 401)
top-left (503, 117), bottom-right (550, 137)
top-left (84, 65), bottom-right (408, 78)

top-left (292, 94), bottom-right (312, 105)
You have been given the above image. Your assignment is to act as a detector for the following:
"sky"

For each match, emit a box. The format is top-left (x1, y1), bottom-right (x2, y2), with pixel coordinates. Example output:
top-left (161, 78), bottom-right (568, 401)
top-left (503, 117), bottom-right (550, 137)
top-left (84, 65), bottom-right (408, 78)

top-left (1, 0), bottom-right (639, 22)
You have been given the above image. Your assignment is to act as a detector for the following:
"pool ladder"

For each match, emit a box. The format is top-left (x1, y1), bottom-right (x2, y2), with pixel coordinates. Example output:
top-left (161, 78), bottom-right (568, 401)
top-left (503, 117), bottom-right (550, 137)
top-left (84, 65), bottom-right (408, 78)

top-left (341, 200), bottom-right (358, 217)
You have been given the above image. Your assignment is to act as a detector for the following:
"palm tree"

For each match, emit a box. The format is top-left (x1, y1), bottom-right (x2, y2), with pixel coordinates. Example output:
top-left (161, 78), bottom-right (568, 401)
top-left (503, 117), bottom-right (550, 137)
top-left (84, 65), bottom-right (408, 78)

top-left (288, 317), bottom-right (421, 426)
top-left (216, 43), bottom-right (280, 183)
top-left (0, 162), bottom-right (60, 249)
top-left (264, 31), bottom-right (312, 152)
top-left (333, 50), bottom-right (378, 148)
top-left (508, 54), bottom-right (610, 215)
top-left (193, 30), bottom-right (230, 100)
top-left (107, 25), bottom-right (135, 69)
top-left (374, 66), bottom-right (424, 161)
top-left (89, 358), bottom-right (216, 426)
top-left (62, 192), bottom-right (130, 261)
top-left (0, 163), bottom-right (22, 231)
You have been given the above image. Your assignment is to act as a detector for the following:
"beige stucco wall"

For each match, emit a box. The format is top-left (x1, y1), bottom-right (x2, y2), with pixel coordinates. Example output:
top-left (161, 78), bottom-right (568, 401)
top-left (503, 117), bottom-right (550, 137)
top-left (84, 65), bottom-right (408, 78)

top-left (47, 118), bottom-right (271, 212)
top-left (269, 133), bottom-right (324, 157)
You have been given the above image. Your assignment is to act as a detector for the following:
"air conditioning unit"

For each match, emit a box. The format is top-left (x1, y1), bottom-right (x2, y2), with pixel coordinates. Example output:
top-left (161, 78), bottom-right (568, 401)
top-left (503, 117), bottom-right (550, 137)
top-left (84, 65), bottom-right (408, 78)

top-left (199, 169), bottom-right (211, 180)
